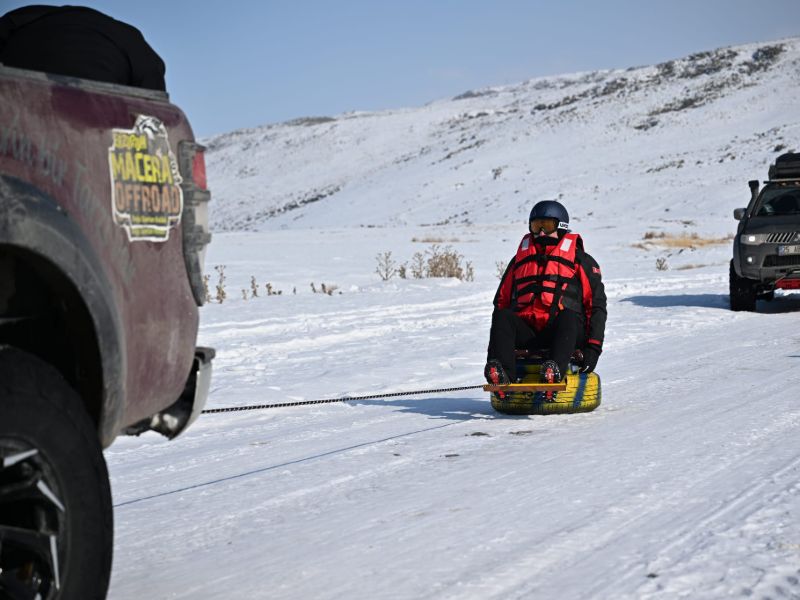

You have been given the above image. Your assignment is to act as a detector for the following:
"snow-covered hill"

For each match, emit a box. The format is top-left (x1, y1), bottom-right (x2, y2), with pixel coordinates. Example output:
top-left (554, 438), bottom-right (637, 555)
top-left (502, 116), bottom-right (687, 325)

top-left (107, 38), bottom-right (800, 599)
top-left (205, 38), bottom-right (799, 233)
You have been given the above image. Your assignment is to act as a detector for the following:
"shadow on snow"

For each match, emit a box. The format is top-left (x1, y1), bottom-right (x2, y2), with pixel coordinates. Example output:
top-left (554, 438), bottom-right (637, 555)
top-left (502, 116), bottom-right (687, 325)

top-left (621, 292), bottom-right (800, 313)
top-left (621, 293), bottom-right (728, 309)
top-left (353, 395), bottom-right (497, 420)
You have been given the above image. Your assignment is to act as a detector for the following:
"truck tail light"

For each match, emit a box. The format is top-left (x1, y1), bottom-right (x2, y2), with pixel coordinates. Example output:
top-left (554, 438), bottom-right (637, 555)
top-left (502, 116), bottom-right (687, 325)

top-left (179, 141), bottom-right (212, 306)
top-left (192, 150), bottom-right (208, 190)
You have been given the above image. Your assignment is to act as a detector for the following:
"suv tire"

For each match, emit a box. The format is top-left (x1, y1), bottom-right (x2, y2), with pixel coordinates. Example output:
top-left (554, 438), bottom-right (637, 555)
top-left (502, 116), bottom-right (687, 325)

top-left (0, 346), bottom-right (113, 600)
top-left (757, 290), bottom-right (775, 302)
top-left (729, 260), bottom-right (757, 312)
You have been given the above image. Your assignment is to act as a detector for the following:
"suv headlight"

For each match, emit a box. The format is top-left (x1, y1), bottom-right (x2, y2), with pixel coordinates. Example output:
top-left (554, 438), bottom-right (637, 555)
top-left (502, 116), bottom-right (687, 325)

top-left (741, 233), bottom-right (768, 245)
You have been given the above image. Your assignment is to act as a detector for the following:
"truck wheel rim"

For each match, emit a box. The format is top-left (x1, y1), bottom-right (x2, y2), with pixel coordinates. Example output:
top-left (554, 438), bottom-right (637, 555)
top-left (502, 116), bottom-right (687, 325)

top-left (0, 440), bottom-right (66, 600)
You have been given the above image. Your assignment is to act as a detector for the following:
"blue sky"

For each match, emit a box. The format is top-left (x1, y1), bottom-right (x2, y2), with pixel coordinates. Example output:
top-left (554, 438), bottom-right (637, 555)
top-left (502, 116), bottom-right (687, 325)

top-left (3, 1), bottom-right (799, 137)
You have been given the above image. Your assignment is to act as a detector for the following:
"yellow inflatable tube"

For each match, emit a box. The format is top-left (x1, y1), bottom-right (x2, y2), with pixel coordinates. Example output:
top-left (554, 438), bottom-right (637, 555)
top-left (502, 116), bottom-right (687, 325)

top-left (490, 362), bottom-right (601, 415)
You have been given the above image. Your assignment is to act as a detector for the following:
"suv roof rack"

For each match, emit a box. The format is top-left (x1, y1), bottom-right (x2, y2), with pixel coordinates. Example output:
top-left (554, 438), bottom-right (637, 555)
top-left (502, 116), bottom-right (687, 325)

top-left (768, 152), bottom-right (800, 180)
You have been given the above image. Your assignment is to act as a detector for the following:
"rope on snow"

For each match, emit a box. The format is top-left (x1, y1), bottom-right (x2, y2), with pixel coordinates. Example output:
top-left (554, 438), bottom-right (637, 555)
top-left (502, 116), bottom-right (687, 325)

top-left (201, 385), bottom-right (486, 414)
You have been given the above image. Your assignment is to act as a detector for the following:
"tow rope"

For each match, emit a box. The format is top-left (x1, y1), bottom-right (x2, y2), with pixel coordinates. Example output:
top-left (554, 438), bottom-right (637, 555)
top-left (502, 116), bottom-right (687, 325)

top-left (201, 384), bottom-right (486, 414)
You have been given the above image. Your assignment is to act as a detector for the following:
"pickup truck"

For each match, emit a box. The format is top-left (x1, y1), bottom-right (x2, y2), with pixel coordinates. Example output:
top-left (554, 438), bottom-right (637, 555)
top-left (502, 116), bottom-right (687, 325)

top-left (0, 20), bottom-right (213, 599)
top-left (730, 152), bottom-right (800, 311)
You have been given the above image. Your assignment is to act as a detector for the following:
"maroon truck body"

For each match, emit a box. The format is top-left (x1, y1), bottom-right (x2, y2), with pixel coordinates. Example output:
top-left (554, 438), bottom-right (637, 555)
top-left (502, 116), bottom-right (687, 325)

top-left (0, 23), bottom-right (213, 594)
top-left (0, 64), bottom-right (212, 447)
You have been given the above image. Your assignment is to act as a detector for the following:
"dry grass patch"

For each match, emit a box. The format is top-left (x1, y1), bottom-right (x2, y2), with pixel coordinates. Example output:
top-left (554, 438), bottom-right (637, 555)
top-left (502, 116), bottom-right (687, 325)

top-left (636, 231), bottom-right (732, 249)
top-left (412, 236), bottom-right (462, 243)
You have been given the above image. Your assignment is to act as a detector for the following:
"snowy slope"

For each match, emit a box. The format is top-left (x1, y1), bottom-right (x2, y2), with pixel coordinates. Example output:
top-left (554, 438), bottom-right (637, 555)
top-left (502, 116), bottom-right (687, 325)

top-left (205, 38), bottom-right (799, 234)
top-left (106, 38), bottom-right (800, 599)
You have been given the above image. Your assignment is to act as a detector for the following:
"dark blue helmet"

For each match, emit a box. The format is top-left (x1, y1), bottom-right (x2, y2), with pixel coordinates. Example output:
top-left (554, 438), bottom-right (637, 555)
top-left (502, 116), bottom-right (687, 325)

top-left (529, 200), bottom-right (569, 232)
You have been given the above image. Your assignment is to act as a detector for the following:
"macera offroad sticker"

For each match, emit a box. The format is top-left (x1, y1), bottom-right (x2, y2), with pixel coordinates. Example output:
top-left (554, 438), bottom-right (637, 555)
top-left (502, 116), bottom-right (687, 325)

top-left (108, 115), bottom-right (183, 242)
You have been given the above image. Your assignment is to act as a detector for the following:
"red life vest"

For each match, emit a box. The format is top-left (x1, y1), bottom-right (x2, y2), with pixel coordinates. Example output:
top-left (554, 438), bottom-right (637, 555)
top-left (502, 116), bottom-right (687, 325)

top-left (512, 232), bottom-right (583, 331)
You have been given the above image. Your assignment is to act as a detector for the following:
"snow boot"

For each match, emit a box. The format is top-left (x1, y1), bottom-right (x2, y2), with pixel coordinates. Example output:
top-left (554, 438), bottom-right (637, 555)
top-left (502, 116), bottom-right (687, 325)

top-left (540, 360), bottom-right (562, 384)
top-left (485, 359), bottom-right (511, 385)
top-left (484, 359), bottom-right (511, 399)
top-left (540, 360), bottom-right (562, 401)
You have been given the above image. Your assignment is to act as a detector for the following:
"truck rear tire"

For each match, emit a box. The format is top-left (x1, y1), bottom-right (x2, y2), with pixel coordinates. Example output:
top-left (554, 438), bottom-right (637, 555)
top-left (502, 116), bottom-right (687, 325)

top-left (0, 346), bottom-right (113, 600)
top-left (729, 260), bottom-right (757, 312)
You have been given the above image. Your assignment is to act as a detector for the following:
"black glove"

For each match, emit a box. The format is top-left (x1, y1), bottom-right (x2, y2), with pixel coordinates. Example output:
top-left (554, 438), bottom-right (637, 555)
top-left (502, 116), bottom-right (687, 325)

top-left (580, 345), bottom-right (601, 373)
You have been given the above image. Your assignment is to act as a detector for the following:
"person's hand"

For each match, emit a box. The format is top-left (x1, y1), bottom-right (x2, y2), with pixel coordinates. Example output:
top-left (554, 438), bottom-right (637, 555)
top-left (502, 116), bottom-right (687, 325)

top-left (581, 345), bottom-right (600, 373)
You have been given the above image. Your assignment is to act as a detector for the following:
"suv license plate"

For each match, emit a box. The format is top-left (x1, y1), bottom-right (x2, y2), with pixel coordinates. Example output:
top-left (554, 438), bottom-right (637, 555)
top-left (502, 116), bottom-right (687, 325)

top-left (778, 244), bottom-right (800, 256)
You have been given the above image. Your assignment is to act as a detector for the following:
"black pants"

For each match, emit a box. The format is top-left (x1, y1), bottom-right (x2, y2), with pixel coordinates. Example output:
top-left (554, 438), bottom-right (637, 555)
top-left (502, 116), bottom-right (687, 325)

top-left (487, 308), bottom-right (585, 380)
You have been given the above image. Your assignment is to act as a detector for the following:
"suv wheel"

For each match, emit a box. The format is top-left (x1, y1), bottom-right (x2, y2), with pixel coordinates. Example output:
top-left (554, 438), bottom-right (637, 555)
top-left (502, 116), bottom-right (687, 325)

top-left (0, 346), bottom-right (113, 600)
top-left (729, 260), bottom-right (757, 312)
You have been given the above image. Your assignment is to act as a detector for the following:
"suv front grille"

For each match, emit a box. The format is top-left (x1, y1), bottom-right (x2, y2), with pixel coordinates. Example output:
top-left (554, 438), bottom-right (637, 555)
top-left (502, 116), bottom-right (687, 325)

top-left (763, 254), bottom-right (800, 267)
top-left (766, 231), bottom-right (800, 243)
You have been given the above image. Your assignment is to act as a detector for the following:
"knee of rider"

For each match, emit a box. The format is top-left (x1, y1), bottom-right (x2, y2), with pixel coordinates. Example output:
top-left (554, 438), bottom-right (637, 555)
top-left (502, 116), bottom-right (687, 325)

top-left (492, 307), bottom-right (513, 323)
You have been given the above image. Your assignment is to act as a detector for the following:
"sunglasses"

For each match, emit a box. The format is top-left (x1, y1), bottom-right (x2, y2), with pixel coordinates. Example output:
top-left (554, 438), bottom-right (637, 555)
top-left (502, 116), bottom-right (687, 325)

top-left (530, 218), bottom-right (559, 234)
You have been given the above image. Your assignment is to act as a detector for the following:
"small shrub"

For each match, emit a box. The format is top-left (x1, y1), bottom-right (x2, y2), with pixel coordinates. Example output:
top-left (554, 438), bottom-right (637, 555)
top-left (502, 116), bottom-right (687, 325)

top-left (464, 261), bottom-right (475, 282)
top-left (495, 260), bottom-right (508, 279)
top-left (410, 252), bottom-right (425, 279)
top-left (375, 251), bottom-right (397, 281)
top-left (379, 245), bottom-right (476, 282)
top-left (656, 257), bottom-right (669, 271)
top-left (250, 276), bottom-right (259, 298)
top-left (214, 265), bottom-right (227, 303)
top-left (241, 289), bottom-right (248, 300)
top-left (202, 274), bottom-right (211, 303)
top-left (311, 282), bottom-right (338, 295)
top-left (265, 283), bottom-right (282, 296)
top-left (425, 244), bottom-right (466, 279)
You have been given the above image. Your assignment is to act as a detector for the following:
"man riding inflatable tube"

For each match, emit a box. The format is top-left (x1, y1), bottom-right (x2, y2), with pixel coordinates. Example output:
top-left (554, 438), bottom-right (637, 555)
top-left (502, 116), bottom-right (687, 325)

top-left (485, 200), bottom-right (607, 386)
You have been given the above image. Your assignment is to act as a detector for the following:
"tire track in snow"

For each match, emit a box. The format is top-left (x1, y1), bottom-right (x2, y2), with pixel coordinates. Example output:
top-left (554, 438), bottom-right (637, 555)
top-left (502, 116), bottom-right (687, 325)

top-left (447, 434), bottom-right (799, 600)
top-left (439, 315), bottom-right (800, 600)
top-left (114, 420), bottom-right (465, 508)
top-left (587, 448), bottom-right (800, 600)
top-left (652, 463), bottom-right (800, 597)
top-left (202, 289), bottom-right (493, 405)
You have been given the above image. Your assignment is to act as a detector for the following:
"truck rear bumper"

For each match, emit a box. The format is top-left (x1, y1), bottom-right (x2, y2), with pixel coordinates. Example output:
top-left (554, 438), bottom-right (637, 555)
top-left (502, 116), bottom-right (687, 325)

top-left (123, 346), bottom-right (215, 440)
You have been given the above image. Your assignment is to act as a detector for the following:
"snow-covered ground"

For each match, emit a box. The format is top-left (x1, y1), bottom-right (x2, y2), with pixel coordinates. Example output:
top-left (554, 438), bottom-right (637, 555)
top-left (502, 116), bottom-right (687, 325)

top-left (106, 38), bottom-right (800, 599)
